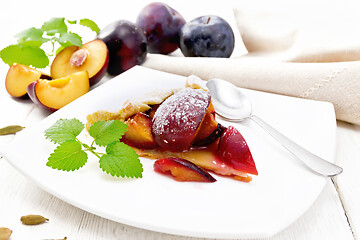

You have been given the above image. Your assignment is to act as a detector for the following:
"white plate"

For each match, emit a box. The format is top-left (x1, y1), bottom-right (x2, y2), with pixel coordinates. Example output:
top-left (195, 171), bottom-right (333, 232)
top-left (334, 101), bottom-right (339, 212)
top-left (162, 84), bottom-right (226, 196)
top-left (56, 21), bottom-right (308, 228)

top-left (0, 66), bottom-right (336, 239)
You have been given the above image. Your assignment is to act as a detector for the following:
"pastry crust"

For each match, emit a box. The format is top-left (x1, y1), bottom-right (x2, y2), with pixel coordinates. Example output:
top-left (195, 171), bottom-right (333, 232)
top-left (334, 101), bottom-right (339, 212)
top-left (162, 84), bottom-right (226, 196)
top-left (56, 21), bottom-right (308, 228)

top-left (86, 88), bottom-right (180, 130)
top-left (86, 76), bottom-right (208, 130)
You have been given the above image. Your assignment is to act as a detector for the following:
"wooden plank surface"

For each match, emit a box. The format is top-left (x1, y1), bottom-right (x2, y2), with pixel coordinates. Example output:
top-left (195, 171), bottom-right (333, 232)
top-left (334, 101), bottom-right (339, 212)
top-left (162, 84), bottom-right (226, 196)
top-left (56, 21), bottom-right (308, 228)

top-left (334, 121), bottom-right (360, 239)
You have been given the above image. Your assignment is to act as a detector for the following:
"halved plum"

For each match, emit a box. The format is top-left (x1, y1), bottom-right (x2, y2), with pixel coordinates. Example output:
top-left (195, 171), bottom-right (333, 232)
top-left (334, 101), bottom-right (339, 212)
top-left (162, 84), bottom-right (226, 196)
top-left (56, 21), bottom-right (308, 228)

top-left (123, 112), bottom-right (158, 149)
top-left (27, 71), bottom-right (89, 111)
top-left (154, 157), bottom-right (216, 182)
top-left (51, 39), bottom-right (108, 86)
top-left (218, 126), bottom-right (258, 175)
top-left (5, 63), bottom-right (51, 98)
top-left (152, 88), bottom-right (211, 151)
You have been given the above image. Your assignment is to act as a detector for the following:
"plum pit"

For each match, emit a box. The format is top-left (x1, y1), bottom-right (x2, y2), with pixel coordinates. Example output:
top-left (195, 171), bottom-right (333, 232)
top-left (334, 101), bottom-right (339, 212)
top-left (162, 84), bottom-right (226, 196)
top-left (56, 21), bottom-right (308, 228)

top-left (70, 49), bottom-right (88, 67)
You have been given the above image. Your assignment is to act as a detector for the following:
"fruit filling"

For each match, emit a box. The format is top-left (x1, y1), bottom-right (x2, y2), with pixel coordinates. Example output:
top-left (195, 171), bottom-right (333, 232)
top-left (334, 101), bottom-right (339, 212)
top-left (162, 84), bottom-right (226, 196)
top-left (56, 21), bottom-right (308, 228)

top-left (154, 157), bottom-right (216, 182)
top-left (87, 82), bottom-right (258, 182)
top-left (47, 77), bottom-right (71, 88)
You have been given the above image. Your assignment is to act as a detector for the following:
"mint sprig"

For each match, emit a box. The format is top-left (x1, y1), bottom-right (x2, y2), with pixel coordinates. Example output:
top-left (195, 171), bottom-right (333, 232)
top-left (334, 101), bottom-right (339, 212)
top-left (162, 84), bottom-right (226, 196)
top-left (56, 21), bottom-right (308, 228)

top-left (0, 17), bottom-right (100, 69)
top-left (44, 118), bottom-right (143, 178)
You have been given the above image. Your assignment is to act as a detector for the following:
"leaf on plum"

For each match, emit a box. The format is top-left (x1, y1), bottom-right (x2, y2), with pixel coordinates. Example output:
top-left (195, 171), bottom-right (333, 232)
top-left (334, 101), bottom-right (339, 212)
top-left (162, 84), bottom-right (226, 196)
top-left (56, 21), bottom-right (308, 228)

top-left (55, 45), bottom-right (66, 55)
top-left (0, 44), bottom-right (49, 68)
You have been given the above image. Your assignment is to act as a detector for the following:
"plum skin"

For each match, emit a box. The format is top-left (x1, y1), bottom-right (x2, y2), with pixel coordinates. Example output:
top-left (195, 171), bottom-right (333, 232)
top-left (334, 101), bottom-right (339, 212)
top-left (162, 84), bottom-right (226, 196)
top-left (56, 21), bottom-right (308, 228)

top-left (154, 157), bottom-right (216, 182)
top-left (218, 126), bottom-right (258, 175)
top-left (180, 15), bottom-right (235, 58)
top-left (89, 51), bottom-right (108, 85)
top-left (85, 40), bottom-right (109, 85)
top-left (152, 88), bottom-right (211, 151)
top-left (27, 81), bottom-right (57, 112)
top-left (136, 2), bottom-right (186, 54)
top-left (97, 20), bottom-right (148, 75)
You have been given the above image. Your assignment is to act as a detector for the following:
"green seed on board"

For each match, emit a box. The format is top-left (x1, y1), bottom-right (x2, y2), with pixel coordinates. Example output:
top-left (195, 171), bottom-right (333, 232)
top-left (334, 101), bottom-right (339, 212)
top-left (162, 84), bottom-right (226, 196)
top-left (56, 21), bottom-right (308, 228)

top-left (0, 227), bottom-right (12, 240)
top-left (20, 214), bottom-right (49, 225)
top-left (0, 125), bottom-right (24, 135)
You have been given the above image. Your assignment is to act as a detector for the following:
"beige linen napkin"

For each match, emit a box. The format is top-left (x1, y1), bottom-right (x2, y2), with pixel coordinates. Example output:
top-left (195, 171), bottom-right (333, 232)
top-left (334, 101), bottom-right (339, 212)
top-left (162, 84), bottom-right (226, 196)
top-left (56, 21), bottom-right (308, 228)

top-left (142, 5), bottom-right (360, 125)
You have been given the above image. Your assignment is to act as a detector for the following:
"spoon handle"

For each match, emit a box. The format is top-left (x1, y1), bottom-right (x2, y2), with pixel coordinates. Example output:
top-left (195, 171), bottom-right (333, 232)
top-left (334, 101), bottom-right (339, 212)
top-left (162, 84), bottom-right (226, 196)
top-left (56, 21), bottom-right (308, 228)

top-left (250, 115), bottom-right (343, 177)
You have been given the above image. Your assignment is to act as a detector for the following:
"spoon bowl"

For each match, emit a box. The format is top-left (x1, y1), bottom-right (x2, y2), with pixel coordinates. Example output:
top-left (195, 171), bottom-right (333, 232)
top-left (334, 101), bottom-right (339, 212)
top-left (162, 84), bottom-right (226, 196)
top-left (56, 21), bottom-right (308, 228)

top-left (206, 78), bottom-right (343, 177)
top-left (206, 79), bottom-right (252, 121)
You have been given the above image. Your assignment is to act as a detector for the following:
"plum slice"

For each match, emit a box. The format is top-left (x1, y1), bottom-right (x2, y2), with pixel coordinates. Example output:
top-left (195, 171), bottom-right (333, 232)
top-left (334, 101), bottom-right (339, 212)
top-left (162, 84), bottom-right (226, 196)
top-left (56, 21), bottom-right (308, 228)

top-left (123, 112), bottom-right (158, 149)
top-left (5, 63), bottom-right (51, 98)
top-left (27, 71), bottom-right (89, 111)
top-left (218, 126), bottom-right (258, 175)
top-left (152, 88), bottom-right (211, 151)
top-left (154, 157), bottom-right (216, 182)
top-left (192, 109), bottom-right (222, 146)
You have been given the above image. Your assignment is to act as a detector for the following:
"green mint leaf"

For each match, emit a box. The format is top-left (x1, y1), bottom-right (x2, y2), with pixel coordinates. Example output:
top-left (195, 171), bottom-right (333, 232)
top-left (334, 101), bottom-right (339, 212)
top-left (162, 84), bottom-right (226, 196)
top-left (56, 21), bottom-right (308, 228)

top-left (47, 140), bottom-right (88, 171)
top-left (55, 39), bottom-right (75, 55)
top-left (56, 32), bottom-right (82, 47)
top-left (15, 27), bottom-right (49, 47)
top-left (67, 20), bottom-right (77, 24)
top-left (100, 142), bottom-right (142, 178)
top-left (89, 120), bottom-right (127, 147)
top-left (79, 18), bottom-right (100, 34)
top-left (0, 44), bottom-right (49, 68)
top-left (41, 17), bottom-right (68, 36)
top-left (45, 118), bottom-right (84, 144)
top-left (55, 45), bottom-right (66, 55)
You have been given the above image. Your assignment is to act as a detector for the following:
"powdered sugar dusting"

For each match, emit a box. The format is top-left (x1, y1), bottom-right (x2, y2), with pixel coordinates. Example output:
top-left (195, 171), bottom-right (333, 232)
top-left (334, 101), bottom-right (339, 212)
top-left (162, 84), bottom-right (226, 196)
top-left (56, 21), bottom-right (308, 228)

top-left (152, 88), bottom-right (211, 151)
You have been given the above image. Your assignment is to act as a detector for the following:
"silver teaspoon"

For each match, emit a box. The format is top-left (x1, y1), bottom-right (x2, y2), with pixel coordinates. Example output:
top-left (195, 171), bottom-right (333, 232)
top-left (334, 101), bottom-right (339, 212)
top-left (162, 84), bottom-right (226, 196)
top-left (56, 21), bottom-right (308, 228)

top-left (206, 78), bottom-right (343, 177)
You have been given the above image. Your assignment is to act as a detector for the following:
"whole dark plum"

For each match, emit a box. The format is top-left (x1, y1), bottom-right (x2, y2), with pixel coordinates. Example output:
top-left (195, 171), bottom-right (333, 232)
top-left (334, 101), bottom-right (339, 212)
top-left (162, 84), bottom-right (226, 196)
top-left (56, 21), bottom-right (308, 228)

top-left (97, 20), bottom-right (148, 75)
top-left (179, 15), bottom-right (235, 58)
top-left (136, 2), bottom-right (186, 54)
